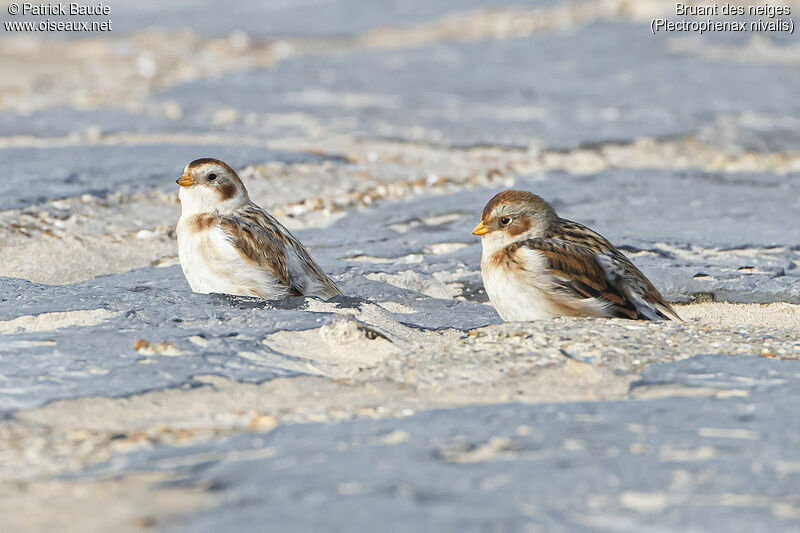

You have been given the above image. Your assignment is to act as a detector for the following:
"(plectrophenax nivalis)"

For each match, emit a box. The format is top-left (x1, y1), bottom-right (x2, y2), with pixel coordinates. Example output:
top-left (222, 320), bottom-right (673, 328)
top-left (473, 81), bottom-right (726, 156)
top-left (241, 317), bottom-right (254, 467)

top-left (176, 158), bottom-right (342, 300)
top-left (472, 190), bottom-right (680, 321)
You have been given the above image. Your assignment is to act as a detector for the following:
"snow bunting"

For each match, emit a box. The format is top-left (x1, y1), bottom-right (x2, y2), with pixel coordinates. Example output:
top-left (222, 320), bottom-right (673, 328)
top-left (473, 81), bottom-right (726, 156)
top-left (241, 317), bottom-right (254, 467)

top-left (472, 190), bottom-right (680, 321)
top-left (176, 158), bottom-right (342, 299)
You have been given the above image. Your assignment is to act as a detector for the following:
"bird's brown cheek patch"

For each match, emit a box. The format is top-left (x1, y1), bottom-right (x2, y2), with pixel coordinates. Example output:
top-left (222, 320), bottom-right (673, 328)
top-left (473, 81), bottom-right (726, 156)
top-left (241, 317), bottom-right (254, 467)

top-left (219, 183), bottom-right (238, 201)
top-left (507, 217), bottom-right (532, 237)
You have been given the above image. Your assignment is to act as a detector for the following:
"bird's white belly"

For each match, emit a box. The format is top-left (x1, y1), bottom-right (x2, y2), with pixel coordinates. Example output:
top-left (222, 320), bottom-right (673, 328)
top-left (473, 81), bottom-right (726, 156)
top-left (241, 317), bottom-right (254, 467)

top-left (481, 261), bottom-right (556, 321)
top-left (177, 222), bottom-right (286, 299)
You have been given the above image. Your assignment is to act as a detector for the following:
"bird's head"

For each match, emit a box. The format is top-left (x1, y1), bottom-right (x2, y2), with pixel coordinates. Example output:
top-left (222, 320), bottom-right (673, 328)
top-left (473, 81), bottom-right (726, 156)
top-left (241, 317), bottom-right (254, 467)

top-left (177, 158), bottom-right (249, 215)
top-left (472, 190), bottom-right (557, 252)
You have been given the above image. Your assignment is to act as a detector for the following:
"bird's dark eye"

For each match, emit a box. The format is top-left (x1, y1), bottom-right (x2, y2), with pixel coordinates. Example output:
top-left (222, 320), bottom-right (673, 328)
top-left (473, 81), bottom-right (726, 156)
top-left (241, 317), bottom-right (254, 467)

top-left (208, 173), bottom-right (217, 181)
top-left (500, 217), bottom-right (511, 225)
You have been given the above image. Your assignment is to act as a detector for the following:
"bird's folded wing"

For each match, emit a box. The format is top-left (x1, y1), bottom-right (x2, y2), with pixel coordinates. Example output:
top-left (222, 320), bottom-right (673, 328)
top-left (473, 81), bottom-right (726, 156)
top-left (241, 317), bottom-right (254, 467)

top-left (218, 215), bottom-right (302, 295)
top-left (515, 238), bottom-right (677, 320)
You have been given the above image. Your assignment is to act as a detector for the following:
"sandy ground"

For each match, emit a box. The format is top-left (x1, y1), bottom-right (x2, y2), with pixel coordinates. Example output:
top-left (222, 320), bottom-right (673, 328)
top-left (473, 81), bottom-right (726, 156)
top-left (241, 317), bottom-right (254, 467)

top-left (2, 0), bottom-right (800, 530)
top-left (1, 101), bottom-right (799, 533)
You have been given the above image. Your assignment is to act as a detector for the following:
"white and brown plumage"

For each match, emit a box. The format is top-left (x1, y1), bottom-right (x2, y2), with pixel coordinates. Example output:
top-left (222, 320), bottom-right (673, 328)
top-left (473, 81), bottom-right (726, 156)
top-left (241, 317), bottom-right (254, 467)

top-left (472, 190), bottom-right (680, 321)
top-left (176, 158), bottom-right (342, 300)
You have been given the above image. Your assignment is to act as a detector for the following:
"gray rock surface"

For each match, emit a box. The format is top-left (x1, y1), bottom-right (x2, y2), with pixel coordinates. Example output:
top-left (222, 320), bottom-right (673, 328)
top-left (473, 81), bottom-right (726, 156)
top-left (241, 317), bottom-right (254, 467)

top-left (2, 0), bottom-right (800, 531)
top-left (155, 21), bottom-right (800, 148)
top-left (81, 355), bottom-right (800, 533)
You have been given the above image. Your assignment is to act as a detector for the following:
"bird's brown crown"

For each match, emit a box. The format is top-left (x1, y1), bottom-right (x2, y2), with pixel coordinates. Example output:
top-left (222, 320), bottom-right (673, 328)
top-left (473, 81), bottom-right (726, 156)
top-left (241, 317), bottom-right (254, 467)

top-left (481, 190), bottom-right (555, 220)
top-left (186, 158), bottom-right (238, 176)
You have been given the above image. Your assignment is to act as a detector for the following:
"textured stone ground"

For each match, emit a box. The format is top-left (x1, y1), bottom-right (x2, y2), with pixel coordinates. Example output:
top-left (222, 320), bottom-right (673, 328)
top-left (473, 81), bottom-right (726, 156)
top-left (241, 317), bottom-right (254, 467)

top-left (1, 0), bottom-right (800, 531)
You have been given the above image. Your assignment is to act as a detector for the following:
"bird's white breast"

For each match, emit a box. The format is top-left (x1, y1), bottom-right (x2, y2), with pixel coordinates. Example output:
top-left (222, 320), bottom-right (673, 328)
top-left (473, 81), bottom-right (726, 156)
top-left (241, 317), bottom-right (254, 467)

top-left (481, 244), bottom-right (613, 321)
top-left (481, 248), bottom-right (557, 321)
top-left (176, 215), bottom-right (287, 299)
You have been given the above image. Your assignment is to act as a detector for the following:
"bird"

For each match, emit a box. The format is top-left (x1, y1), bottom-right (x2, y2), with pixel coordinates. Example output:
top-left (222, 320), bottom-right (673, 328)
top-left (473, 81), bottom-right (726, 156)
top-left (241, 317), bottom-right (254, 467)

top-left (175, 158), bottom-right (342, 300)
top-left (472, 190), bottom-right (680, 321)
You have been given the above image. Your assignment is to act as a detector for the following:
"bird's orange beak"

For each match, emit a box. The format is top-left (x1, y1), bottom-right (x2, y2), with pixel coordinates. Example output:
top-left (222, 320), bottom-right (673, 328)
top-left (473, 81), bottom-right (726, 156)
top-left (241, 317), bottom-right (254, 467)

top-left (176, 173), bottom-right (194, 187)
top-left (472, 221), bottom-right (489, 236)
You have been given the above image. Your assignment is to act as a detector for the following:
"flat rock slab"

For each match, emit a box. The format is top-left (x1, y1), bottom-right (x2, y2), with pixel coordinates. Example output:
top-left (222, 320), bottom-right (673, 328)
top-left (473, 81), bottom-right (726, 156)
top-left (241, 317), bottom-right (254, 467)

top-left (158, 22), bottom-right (800, 148)
top-left (5, 19), bottom-right (800, 151)
top-left (0, 265), bottom-right (496, 412)
top-left (0, 268), bottom-right (312, 411)
top-left (79, 354), bottom-right (800, 532)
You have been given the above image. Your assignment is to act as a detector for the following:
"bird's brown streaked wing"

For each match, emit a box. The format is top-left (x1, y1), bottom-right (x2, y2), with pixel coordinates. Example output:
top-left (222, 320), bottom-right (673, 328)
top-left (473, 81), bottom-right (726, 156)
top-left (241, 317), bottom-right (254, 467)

top-left (511, 238), bottom-right (678, 321)
top-left (549, 218), bottom-right (616, 251)
top-left (218, 215), bottom-right (301, 295)
top-left (223, 204), bottom-right (342, 297)
top-left (594, 251), bottom-right (682, 321)
top-left (549, 219), bottom-right (681, 321)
